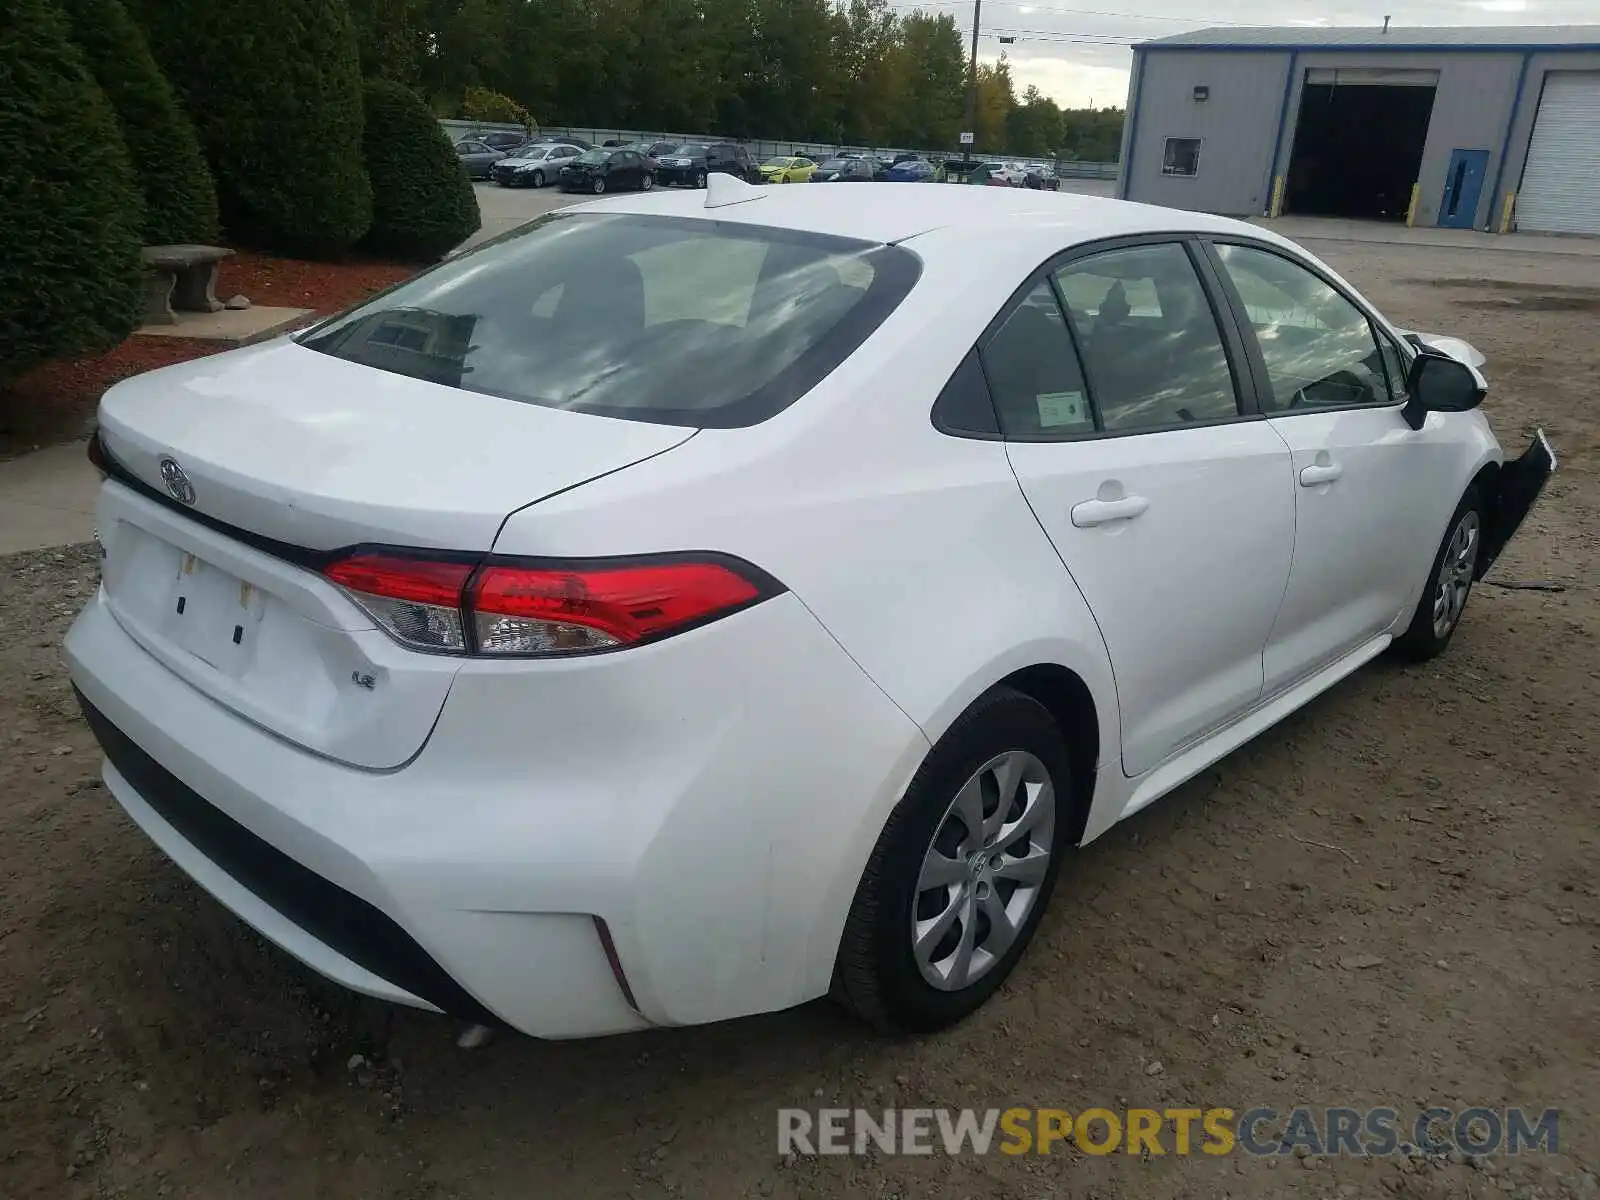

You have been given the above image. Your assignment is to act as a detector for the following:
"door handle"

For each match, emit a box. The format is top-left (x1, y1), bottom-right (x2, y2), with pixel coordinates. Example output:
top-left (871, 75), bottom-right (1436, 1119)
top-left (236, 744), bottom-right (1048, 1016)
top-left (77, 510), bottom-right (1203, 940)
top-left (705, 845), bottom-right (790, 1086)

top-left (1299, 462), bottom-right (1344, 486)
top-left (1071, 495), bottom-right (1150, 528)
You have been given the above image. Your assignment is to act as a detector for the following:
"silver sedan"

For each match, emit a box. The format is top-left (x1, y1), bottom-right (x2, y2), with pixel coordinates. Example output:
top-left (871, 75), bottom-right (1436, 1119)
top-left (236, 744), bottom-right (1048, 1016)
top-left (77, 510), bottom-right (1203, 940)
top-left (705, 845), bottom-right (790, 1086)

top-left (490, 143), bottom-right (584, 189)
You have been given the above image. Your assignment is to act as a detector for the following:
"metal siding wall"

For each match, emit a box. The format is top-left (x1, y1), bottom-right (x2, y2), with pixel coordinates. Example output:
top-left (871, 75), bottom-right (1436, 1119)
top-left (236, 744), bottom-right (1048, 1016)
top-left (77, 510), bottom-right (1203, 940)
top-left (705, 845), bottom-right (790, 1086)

top-left (1126, 51), bottom-right (1289, 215)
top-left (1496, 52), bottom-right (1600, 225)
top-left (1274, 51), bottom-right (1521, 229)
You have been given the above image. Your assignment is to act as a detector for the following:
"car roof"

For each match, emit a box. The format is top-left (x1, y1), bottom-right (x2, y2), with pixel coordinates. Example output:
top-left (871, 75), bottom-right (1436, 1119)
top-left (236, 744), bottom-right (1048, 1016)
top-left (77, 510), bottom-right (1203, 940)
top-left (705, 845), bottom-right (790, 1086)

top-left (576, 184), bottom-right (1268, 252)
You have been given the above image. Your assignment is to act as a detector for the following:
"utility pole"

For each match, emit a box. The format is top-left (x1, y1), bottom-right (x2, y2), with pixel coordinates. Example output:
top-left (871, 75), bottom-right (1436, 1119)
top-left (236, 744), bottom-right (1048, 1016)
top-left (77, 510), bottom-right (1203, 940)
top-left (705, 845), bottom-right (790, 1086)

top-left (965, 0), bottom-right (982, 158)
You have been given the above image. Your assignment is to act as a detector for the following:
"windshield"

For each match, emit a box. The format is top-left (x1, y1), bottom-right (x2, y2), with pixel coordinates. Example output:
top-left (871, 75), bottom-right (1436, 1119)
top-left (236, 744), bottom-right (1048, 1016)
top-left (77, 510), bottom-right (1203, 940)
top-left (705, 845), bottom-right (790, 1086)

top-left (819, 159), bottom-right (852, 171)
top-left (574, 149), bottom-right (609, 164)
top-left (299, 213), bottom-right (922, 428)
top-left (675, 144), bottom-right (708, 156)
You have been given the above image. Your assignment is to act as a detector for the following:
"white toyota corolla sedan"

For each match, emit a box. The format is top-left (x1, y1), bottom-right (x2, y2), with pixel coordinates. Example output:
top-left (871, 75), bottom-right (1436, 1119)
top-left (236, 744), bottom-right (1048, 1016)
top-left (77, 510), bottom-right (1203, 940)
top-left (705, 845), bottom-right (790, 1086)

top-left (67, 179), bottom-right (1553, 1038)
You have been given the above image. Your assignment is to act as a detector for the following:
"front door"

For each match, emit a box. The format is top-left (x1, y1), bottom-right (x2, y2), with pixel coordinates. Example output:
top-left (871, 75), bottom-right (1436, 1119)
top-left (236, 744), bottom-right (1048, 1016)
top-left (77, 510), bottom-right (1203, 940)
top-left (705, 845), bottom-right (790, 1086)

top-left (1207, 240), bottom-right (1462, 691)
top-left (996, 241), bottom-right (1295, 777)
top-left (1438, 149), bottom-right (1489, 229)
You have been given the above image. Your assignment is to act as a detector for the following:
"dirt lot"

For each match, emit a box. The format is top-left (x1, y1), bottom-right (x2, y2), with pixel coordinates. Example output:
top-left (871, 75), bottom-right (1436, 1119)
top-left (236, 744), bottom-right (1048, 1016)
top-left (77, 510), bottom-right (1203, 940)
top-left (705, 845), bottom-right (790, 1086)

top-left (2, 235), bottom-right (1596, 1200)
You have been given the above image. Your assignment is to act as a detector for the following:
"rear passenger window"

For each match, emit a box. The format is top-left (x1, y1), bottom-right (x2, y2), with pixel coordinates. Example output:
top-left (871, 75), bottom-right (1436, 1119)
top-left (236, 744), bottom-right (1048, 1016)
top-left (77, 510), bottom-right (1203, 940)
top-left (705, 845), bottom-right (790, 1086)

top-left (980, 280), bottom-right (1093, 436)
top-left (1214, 243), bottom-right (1391, 412)
top-left (1054, 243), bottom-right (1240, 432)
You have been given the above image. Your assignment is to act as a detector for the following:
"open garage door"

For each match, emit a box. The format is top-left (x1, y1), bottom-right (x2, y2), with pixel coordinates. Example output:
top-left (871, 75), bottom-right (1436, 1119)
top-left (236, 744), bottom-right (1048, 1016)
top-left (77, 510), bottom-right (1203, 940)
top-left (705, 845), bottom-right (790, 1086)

top-left (1516, 72), bottom-right (1600, 236)
top-left (1285, 69), bottom-right (1438, 221)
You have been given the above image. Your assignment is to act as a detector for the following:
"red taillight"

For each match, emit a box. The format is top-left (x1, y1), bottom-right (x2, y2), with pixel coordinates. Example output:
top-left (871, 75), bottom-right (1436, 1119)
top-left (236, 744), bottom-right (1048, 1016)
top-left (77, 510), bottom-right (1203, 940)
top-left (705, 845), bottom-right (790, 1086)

top-left (323, 551), bottom-right (774, 657)
top-left (325, 554), bottom-right (474, 653)
top-left (472, 561), bottom-right (761, 653)
top-left (325, 554), bottom-right (473, 608)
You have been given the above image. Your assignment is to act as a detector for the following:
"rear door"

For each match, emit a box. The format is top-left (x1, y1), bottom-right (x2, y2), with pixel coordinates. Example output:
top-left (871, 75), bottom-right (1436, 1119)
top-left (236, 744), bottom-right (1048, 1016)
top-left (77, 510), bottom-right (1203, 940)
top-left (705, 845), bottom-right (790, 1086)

top-left (1203, 239), bottom-right (1459, 691)
top-left (1000, 238), bottom-right (1295, 777)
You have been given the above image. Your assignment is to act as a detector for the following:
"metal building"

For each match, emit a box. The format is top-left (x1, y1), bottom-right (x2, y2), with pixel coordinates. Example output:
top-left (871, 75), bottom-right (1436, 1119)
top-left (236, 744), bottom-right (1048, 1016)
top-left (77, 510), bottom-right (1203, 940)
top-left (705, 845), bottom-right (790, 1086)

top-left (1117, 26), bottom-right (1600, 235)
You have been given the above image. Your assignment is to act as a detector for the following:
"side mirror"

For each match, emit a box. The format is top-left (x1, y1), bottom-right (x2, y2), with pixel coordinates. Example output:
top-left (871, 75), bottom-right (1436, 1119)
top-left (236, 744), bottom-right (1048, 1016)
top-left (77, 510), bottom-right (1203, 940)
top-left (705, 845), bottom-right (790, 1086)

top-left (1402, 352), bottom-right (1487, 430)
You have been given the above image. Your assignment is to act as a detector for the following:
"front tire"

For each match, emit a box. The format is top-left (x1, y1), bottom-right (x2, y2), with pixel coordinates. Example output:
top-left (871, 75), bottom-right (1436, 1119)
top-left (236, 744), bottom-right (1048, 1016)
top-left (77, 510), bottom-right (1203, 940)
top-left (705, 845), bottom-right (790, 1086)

top-left (833, 687), bottom-right (1073, 1033)
top-left (531, 169), bottom-right (544, 188)
top-left (641, 173), bottom-right (654, 191)
top-left (694, 170), bottom-right (708, 189)
top-left (592, 177), bottom-right (606, 194)
top-left (1392, 487), bottom-right (1485, 661)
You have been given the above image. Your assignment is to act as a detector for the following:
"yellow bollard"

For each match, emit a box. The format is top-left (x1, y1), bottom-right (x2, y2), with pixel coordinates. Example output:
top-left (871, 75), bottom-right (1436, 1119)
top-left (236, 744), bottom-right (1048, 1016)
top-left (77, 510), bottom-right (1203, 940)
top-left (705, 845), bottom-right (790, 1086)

top-left (1405, 182), bottom-right (1421, 227)
top-left (1499, 191), bottom-right (1517, 234)
top-left (1269, 175), bottom-right (1285, 219)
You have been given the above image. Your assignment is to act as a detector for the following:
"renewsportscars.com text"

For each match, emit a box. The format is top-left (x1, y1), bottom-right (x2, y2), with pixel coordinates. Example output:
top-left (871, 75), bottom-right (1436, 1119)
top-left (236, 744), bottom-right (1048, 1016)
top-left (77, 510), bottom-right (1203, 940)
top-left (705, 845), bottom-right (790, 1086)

top-left (778, 1106), bottom-right (1560, 1158)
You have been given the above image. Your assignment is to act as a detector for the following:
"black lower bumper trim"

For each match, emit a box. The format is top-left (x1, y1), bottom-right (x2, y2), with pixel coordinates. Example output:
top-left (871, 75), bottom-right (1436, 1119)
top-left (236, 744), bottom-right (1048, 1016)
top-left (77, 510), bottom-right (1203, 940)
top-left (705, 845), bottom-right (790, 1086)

top-left (74, 688), bottom-right (503, 1027)
top-left (1480, 430), bottom-right (1556, 575)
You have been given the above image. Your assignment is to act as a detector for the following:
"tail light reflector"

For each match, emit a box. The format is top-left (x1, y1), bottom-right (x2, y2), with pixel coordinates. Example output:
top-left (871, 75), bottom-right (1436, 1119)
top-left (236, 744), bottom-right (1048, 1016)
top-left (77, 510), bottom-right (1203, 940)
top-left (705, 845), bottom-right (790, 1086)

top-left (323, 551), bottom-right (776, 657)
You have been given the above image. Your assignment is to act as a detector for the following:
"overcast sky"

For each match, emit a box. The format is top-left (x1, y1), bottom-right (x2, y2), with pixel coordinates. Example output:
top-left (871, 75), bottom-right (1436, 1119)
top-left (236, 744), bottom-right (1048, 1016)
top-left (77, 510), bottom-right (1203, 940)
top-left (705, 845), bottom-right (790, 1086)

top-left (886, 0), bottom-right (1597, 108)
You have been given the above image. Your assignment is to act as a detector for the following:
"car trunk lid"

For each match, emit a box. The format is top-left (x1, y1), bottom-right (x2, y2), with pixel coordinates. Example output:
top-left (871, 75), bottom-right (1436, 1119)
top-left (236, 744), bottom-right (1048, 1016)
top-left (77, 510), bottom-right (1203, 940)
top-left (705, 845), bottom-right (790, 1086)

top-left (93, 339), bottom-right (694, 768)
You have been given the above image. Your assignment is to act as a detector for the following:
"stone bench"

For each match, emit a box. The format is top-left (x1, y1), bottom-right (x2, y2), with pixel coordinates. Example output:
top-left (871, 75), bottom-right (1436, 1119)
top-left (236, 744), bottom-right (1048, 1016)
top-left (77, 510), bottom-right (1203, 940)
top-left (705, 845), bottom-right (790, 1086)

top-left (141, 244), bottom-right (234, 325)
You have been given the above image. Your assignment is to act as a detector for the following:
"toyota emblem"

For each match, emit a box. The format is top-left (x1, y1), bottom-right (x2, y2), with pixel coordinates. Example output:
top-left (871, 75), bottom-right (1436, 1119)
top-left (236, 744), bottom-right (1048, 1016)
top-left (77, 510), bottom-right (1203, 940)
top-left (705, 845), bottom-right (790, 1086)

top-left (158, 457), bottom-right (196, 505)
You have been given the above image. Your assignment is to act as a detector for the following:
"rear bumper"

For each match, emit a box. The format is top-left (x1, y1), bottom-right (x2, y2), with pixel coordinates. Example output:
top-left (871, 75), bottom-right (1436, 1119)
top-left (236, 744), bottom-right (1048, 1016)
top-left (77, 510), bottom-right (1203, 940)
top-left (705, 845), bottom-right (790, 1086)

top-left (67, 586), bottom-right (927, 1037)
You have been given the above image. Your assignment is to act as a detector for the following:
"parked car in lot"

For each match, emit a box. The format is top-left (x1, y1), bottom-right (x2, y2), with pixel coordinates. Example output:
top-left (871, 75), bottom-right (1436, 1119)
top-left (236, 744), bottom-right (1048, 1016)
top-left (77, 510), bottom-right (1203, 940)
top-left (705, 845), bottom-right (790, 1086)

top-left (558, 147), bottom-right (656, 193)
top-left (491, 142), bottom-right (583, 188)
top-left (811, 156), bottom-right (877, 182)
top-left (884, 157), bottom-right (935, 183)
top-left (471, 130), bottom-right (538, 152)
top-left (655, 141), bottom-right (757, 187)
top-left (759, 156), bottom-right (817, 184)
top-left (967, 161), bottom-right (1022, 186)
top-left (453, 139), bottom-right (505, 180)
top-left (69, 183), bottom-right (1553, 1040)
top-left (622, 139), bottom-right (681, 160)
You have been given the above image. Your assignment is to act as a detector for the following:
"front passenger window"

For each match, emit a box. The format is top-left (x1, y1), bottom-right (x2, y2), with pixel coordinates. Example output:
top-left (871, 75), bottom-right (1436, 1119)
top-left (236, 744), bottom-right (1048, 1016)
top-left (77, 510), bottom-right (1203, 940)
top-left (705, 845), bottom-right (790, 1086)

top-left (1215, 243), bottom-right (1391, 412)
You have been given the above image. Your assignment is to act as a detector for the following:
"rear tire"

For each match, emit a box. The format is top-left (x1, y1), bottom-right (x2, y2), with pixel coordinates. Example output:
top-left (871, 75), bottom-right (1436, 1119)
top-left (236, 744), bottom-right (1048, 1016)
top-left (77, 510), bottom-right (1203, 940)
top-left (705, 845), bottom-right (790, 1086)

top-left (833, 687), bottom-right (1074, 1033)
top-left (641, 173), bottom-right (653, 191)
top-left (1392, 486), bottom-right (1485, 661)
top-left (694, 170), bottom-right (707, 189)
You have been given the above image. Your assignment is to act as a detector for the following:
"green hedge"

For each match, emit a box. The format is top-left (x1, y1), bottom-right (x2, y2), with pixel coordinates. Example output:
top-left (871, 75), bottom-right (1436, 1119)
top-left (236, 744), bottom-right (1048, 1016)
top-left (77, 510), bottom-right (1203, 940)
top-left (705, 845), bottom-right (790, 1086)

top-left (362, 80), bottom-right (481, 260)
top-left (132, 0), bottom-right (372, 256)
top-left (60, 0), bottom-right (218, 245)
top-left (0, 0), bottom-right (143, 382)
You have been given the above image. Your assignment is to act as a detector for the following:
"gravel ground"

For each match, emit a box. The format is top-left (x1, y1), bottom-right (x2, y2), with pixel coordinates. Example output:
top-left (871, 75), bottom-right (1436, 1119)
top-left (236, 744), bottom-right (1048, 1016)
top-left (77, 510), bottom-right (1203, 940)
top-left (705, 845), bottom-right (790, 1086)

top-left (1, 237), bottom-right (1596, 1200)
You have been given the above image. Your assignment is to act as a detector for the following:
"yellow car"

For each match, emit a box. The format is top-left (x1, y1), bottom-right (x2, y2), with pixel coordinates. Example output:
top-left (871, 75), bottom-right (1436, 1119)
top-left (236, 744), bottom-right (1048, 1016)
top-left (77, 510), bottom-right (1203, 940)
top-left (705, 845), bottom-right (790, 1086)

top-left (758, 156), bottom-right (817, 184)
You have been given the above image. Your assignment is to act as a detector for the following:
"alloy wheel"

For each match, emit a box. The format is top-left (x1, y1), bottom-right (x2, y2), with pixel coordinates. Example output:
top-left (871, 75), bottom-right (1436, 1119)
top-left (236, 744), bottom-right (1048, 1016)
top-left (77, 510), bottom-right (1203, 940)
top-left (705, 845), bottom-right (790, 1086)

top-left (911, 750), bottom-right (1055, 991)
top-left (1431, 510), bottom-right (1480, 638)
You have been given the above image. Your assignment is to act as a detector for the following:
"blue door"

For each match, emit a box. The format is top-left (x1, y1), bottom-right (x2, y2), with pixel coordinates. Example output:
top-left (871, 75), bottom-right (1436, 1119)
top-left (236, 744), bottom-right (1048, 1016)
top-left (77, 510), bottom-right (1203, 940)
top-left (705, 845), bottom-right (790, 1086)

top-left (1438, 148), bottom-right (1489, 229)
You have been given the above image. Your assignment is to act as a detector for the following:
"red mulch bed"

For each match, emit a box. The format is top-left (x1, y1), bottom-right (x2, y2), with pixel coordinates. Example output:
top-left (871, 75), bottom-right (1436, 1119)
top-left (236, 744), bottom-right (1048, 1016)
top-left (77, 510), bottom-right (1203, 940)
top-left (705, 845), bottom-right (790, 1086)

top-left (1, 251), bottom-right (421, 461)
top-left (215, 250), bottom-right (418, 314)
top-left (0, 338), bottom-right (224, 461)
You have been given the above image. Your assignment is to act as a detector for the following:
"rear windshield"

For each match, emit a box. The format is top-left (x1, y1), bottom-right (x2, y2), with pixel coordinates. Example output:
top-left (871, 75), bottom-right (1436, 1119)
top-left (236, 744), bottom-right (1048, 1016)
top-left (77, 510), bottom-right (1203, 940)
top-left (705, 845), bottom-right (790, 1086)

top-left (298, 213), bottom-right (921, 428)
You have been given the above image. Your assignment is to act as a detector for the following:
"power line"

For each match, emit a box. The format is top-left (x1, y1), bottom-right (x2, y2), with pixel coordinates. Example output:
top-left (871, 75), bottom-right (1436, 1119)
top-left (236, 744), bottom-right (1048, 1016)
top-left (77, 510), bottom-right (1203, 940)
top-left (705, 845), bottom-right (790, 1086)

top-left (987, 26), bottom-right (1139, 41)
